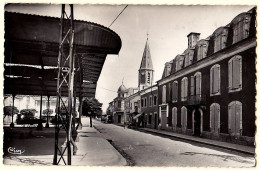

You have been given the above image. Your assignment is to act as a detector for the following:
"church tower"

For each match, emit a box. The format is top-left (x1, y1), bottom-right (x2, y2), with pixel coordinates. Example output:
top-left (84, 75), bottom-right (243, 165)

top-left (138, 35), bottom-right (154, 90)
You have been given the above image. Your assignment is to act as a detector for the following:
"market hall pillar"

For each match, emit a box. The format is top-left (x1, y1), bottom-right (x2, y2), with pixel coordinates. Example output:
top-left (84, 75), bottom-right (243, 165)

top-left (37, 94), bottom-right (43, 130)
top-left (45, 95), bottom-right (50, 128)
top-left (10, 94), bottom-right (16, 128)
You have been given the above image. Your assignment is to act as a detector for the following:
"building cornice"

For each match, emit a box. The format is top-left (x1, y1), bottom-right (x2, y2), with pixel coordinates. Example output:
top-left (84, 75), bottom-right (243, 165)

top-left (140, 85), bottom-right (158, 95)
top-left (158, 37), bottom-right (256, 86)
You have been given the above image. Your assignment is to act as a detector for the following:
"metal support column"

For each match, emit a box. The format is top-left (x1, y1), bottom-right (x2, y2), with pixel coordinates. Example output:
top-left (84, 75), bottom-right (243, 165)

top-left (76, 55), bottom-right (83, 130)
top-left (37, 94), bottom-right (43, 130)
top-left (53, 4), bottom-right (75, 165)
top-left (10, 94), bottom-right (15, 128)
top-left (46, 96), bottom-right (50, 128)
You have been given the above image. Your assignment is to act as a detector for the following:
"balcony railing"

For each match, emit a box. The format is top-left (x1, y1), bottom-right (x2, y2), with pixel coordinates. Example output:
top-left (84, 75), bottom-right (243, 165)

top-left (183, 95), bottom-right (206, 106)
top-left (114, 107), bottom-right (123, 112)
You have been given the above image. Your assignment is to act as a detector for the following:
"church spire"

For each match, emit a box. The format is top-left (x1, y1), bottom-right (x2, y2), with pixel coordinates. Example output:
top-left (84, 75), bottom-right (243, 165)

top-left (138, 35), bottom-right (154, 90)
top-left (139, 35), bottom-right (153, 70)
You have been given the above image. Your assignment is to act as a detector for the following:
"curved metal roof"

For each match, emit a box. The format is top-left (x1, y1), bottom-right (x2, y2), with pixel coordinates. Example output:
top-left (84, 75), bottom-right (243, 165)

top-left (4, 12), bottom-right (122, 97)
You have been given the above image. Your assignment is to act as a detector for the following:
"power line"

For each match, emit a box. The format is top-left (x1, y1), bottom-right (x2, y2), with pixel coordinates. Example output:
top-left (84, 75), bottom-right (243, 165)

top-left (98, 86), bottom-right (118, 93)
top-left (108, 5), bottom-right (128, 28)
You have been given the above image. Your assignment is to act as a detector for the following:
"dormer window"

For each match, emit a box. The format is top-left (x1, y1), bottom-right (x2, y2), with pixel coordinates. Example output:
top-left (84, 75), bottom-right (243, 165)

top-left (166, 65), bottom-right (171, 76)
top-left (184, 50), bottom-right (194, 67)
top-left (197, 42), bottom-right (208, 61)
top-left (233, 14), bottom-right (251, 44)
top-left (164, 63), bottom-right (172, 77)
top-left (176, 55), bottom-right (184, 71)
top-left (214, 28), bottom-right (228, 53)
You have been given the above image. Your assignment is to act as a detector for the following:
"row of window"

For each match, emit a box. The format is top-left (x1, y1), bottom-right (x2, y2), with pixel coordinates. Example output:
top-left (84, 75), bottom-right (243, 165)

top-left (141, 95), bottom-right (157, 108)
top-left (162, 55), bottom-right (242, 103)
top-left (170, 101), bottom-right (242, 136)
top-left (174, 15), bottom-right (250, 72)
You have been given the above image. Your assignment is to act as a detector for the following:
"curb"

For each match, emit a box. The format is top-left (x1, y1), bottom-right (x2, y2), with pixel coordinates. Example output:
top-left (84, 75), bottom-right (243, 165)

top-left (139, 128), bottom-right (255, 156)
top-left (111, 123), bottom-right (255, 156)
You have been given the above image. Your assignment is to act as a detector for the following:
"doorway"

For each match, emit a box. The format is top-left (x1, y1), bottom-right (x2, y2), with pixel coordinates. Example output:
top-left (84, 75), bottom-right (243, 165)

top-left (154, 113), bottom-right (158, 129)
top-left (194, 110), bottom-right (201, 136)
top-left (118, 115), bottom-right (121, 123)
top-left (161, 111), bottom-right (167, 129)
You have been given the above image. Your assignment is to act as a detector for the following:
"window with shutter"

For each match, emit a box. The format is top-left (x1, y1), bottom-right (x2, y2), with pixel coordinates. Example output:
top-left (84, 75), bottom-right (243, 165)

top-left (172, 81), bottom-right (178, 102)
top-left (215, 104), bottom-right (220, 133)
top-left (210, 67), bottom-right (213, 94)
top-left (233, 15), bottom-right (251, 44)
top-left (210, 103), bottom-right (220, 133)
top-left (185, 78), bottom-right (188, 100)
top-left (228, 102), bottom-right (235, 134)
top-left (190, 76), bottom-right (194, 96)
top-left (211, 64), bottom-right (220, 96)
top-left (175, 82), bottom-right (178, 102)
top-left (228, 101), bottom-right (242, 136)
top-left (235, 101), bottom-right (242, 135)
top-left (184, 53), bottom-right (189, 67)
top-left (233, 58), bottom-right (240, 88)
top-left (181, 107), bottom-right (184, 127)
top-left (210, 104), bottom-right (214, 131)
top-left (172, 107), bottom-right (177, 128)
top-left (197, 45), bottom-right (202, 61)
top-left (181, 107), bottom-right (187, 130)
top-left (162, 85), bottom-right (166, 104)
top-left (184, 108), bottom-right (187, 128)
top-left (189, 51), bottom-right (193, 64)
top-left (176, 58), bottom-right (179, 71)
top-left (181, 106), bottom-right (185, 128)
top-left (181, 78), bottom-right (188, 101)
top-left (228, 60), bottom-right (232, 89)
top-left (213, 67), bottom-right (218, 92)
top-left (217, 66), bottom-right (220, 93)
top-left (230, 103), bottom-right (236, 134)
top-left (181, 79), bottom-right (184, 101)
top-left (195, 73), bottom-right (200, 96)
top-left (175, 108), bottom-right (177, 127)
top-left (169, 83), bottom-right (172, 101)
top-left (179, 57), bottom-right (184, 69)
top-left (214, 35), bottom-right (220, 52)
top-left (229, 56), bottom-right (242, 92)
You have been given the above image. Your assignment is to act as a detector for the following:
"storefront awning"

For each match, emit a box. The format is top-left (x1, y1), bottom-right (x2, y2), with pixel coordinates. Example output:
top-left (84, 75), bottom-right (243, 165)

top-left (133, 113), bottom-right (142, 120)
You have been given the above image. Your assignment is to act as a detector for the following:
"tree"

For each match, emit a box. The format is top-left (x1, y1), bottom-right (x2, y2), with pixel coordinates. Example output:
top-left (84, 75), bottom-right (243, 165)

top-left (4, 106), bottom-right (19, 118)
top-left (43, 109), bottom-right (53, 116)
top-left (20, 109), bottom-right (37, 119)
top-left (82, 98), bottom-right (102, 127)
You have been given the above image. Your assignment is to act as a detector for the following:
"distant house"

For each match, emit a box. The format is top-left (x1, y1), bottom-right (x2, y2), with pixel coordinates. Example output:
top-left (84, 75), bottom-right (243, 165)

top-left (3, 95), bottom-right (80, 125)
top-left (107, 37), bottom-right (157, 126)
top-left (140, 85), bottom-right (158, 128)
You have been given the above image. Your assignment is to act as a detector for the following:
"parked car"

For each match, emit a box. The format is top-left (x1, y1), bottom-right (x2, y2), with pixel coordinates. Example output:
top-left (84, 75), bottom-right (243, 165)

top-left (106, 115), bottom-right (113, 123)
top-left (101, 115), bottom-right (107, 122)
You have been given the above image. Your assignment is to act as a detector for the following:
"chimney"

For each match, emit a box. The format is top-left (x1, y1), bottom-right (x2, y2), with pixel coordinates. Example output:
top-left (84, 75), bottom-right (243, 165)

top-left (187, 32), bottom-right (200, 48)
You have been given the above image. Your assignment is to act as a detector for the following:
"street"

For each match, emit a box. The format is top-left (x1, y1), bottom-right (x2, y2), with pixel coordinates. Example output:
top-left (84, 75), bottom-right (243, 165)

top-left (88, 118), bottom-right (255, 167)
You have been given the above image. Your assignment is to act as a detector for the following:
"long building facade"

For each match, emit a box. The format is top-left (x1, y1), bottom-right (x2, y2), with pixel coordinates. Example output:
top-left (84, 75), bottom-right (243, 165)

top-left (157, 7), bottom-right (256, 146)
top-left (107, 7), bottom-right (256, 146)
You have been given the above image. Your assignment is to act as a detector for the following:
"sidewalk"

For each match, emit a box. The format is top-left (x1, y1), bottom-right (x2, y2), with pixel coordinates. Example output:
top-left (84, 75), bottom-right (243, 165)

top-left (72, 126), bottom-right (127, 166)
top-left (3, 117), bottom-right (127, 166)
top-left (140, 127), bottom-right (255, 155)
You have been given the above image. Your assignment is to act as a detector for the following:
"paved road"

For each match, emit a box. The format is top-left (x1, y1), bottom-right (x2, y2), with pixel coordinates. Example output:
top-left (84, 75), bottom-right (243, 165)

top-left (90, 118), bottom-right (255, 167)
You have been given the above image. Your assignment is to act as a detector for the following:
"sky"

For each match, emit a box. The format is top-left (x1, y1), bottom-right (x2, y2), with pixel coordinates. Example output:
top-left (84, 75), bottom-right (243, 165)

top-left (5, 4), bottom-right (254, 112)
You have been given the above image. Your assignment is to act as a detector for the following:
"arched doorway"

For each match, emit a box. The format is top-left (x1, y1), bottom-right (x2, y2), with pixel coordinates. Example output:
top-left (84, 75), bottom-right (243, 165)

top-left (193, 108), bottom-right (203, 136)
